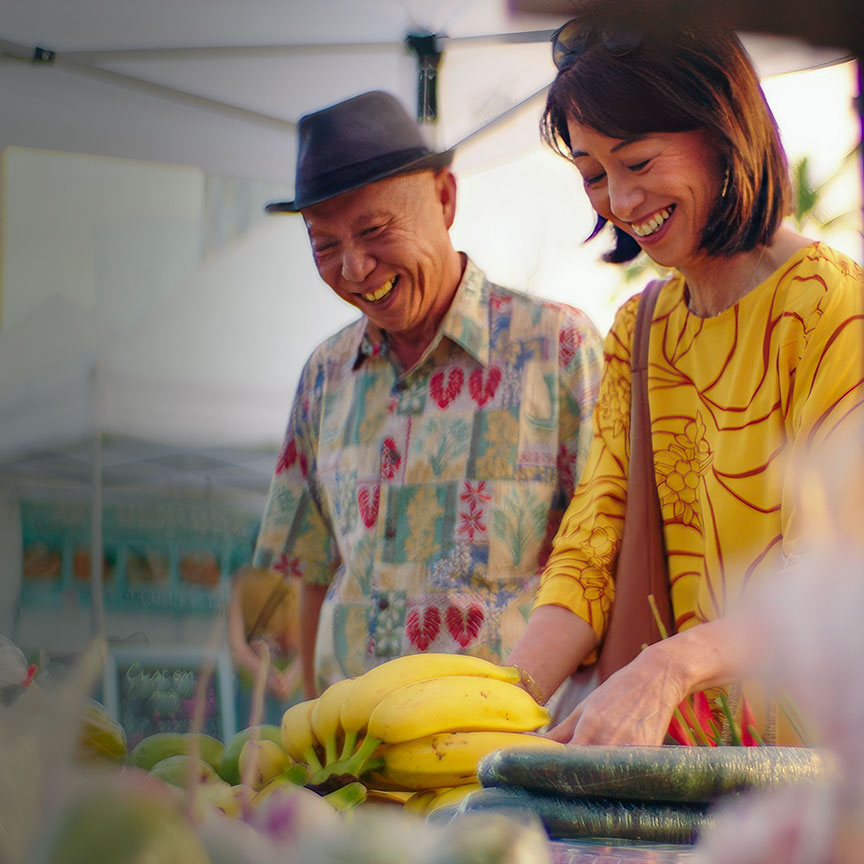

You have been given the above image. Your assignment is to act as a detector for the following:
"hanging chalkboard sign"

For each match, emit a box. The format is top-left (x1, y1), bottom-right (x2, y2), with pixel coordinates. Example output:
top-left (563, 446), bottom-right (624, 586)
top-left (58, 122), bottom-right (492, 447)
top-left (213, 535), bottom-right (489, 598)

top-left (103, 646), bottom-right (236, 749)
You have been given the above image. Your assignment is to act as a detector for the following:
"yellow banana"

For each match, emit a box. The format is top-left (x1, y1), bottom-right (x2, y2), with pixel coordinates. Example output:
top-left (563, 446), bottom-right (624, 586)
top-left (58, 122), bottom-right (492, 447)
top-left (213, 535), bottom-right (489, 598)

top-left (366, 730), bottom-right (563, 791)
top-left (426, 782), bottom-right (483, 814)
top-left (368, 675), bottom-right (549, 744)
top-left (339, 653), bottom-right (521, 758)
top-left (363, 789), bottom-right (413, 808)
top-left (76, 702), bottom-right (127, 763)
top-left (310, 677), bottom-right (356, 765)
top-left (281, 698), bottom-right (323, 772)
top-left (238, 738), bottom-right (292, 791)
top-left (404, 789), bottom-right (439, 815)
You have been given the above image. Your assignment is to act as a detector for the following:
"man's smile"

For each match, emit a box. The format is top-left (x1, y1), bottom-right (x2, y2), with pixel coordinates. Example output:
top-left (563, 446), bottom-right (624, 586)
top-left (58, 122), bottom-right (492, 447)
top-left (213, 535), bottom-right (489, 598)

top-left (362, 276), bottom-right (399, 302)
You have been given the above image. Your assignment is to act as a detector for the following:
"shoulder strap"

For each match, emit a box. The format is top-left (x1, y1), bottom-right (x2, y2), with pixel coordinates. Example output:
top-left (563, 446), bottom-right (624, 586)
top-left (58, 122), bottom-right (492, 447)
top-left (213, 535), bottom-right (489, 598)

top-left (596, 278), bottom-right (672, 681)
top-left (632, 279), bottom-right (664, 372)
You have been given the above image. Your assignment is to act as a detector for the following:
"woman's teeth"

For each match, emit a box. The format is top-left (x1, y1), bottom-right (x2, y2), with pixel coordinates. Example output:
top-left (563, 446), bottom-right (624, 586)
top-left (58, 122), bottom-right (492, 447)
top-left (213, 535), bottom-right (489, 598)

top-left (362, 278), bottom-right (396, 302)
top-left (632, 206), bottom-right (674, 237)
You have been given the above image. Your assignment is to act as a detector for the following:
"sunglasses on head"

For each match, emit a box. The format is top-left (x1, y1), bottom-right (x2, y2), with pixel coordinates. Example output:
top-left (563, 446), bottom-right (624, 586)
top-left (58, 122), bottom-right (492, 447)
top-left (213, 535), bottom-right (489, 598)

top-left (551, 17), bottom-right (643, 71)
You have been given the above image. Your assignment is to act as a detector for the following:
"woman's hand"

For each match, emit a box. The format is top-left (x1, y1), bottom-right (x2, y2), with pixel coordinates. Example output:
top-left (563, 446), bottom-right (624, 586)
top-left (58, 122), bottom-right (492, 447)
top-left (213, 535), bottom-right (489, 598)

top-left (552, 648), bottom-right (685, 745)
top-left (547, 618), bottom-right (757, 746)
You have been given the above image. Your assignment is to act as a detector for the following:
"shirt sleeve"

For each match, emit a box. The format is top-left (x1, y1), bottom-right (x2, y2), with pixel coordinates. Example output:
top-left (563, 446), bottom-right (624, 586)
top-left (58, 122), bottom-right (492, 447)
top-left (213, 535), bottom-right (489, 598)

top-left (253, 353), bottom-right (341, 586)
top-left (536, 294), bottom-right (641, 642)
top-left (556, 305), bottom-right (605, 500)
top-left (780, 255), bottom-right (864, 561)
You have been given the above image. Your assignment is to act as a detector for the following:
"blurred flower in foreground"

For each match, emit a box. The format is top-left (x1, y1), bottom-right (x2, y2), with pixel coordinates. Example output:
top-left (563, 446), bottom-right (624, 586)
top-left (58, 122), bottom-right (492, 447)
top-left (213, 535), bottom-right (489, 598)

top-left (697, 428), bottom-right (864, 864)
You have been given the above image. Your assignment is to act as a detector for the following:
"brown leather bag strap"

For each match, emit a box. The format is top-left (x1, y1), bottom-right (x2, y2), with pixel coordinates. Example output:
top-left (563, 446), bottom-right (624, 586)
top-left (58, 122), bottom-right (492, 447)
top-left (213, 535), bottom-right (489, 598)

top-left (596, 279), bottom-right (672, 681)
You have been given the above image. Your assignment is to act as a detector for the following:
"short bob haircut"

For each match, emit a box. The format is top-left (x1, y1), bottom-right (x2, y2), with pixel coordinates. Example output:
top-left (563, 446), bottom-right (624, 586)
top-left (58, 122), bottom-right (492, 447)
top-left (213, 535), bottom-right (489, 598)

top-left (542, 11), bottom-right (792, 264)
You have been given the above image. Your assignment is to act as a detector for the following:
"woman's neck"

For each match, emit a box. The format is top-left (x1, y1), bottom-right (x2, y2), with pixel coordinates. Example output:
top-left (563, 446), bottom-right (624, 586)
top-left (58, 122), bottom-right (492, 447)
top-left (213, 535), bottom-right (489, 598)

top-left (681, 228), bottom-right (812, 318)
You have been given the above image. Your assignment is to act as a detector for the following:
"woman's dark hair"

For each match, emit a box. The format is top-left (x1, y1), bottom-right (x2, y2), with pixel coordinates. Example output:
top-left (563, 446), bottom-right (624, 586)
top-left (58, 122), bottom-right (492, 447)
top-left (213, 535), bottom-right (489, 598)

top-left (542, 13), bottom-right (792, 263)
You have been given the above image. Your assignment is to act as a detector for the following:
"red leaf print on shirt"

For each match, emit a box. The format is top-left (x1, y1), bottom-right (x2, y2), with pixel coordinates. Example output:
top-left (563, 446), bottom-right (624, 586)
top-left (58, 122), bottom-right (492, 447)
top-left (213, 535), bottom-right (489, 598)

top-left (430, 368), bottom-right (464, 409)
top-left (445, 603), bottom-right (485, 647)
top-left (357, 485), bottom-right (380, 528)
top-left (274, 555), bottom-right (303, 578)
top-left (469, 367), bottom-right (501, 408)
top-left (406, 606), bottom-right (441, 650)
top-left (380, 437), bottom-right (402, 479)
top-left (275, 439), bottom-right (297, 474)
top-left (560, 325), bottom-right (582, 368)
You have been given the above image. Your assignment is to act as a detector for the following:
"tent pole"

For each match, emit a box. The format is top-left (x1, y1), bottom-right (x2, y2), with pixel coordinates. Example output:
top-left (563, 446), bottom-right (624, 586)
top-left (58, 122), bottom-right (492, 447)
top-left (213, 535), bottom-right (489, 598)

top-left (90, 431), bottom-right (106, 639)
top-left (90, 363), bottom-right (106, 639)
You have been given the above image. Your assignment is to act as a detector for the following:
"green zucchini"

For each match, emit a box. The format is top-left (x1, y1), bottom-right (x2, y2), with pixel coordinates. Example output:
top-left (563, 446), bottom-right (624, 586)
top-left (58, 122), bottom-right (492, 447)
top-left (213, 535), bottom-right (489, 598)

top-left (459, 786), bottom-right (709, 844)
top-left (477, 745), bottom-right (832, 804)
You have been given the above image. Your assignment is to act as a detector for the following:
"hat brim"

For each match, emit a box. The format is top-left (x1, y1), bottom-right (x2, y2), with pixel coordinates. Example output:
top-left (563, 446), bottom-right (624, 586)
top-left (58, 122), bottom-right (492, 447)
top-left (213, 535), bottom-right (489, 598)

top-left (264, 148), bottom-right (455, 214)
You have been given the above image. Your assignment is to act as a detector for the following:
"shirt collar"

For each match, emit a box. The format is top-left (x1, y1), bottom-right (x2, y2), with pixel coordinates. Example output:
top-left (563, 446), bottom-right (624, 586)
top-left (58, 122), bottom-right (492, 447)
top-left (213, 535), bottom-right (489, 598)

top-left (351, 256), bottom-right (491, 370)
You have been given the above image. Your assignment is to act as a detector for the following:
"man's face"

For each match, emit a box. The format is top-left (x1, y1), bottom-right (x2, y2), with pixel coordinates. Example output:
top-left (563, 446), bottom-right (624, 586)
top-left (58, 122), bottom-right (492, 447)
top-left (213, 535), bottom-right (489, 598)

top-left (302, 170), bottom-right (458, 338)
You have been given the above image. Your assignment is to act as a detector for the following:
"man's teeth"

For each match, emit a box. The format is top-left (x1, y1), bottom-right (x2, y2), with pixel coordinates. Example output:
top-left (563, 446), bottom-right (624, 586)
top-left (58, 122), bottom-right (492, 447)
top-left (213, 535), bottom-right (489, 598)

top-left (362, 279), bottom-right (395, 302)
top-left (632, 207), bottom-right (673, 237)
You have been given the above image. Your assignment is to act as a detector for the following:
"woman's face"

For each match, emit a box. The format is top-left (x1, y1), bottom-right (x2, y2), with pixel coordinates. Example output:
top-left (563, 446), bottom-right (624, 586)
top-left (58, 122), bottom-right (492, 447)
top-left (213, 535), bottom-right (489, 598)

top-left (565, 119), bottom-right (724, 271)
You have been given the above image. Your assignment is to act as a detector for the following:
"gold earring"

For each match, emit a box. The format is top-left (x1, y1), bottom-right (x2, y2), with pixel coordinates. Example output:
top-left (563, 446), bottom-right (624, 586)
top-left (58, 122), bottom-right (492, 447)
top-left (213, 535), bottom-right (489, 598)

top-left (720, 168), bottom-right (730, 199)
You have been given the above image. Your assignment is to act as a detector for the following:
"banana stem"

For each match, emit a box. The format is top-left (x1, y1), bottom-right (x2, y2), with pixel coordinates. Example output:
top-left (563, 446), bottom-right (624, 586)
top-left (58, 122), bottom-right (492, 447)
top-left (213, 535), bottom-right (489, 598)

top-left (282, 762), bottom-right (311, 785)
top-left (339, 734), bottom-right (382, 779)
top-left (303, 745), bottom-right (324, 773)
top-left (323, 737), bottom-right (338, 766)
top-left (340, 728), bottom-right (359, 761)
top-left (324, 781), bottom-right (367, 812)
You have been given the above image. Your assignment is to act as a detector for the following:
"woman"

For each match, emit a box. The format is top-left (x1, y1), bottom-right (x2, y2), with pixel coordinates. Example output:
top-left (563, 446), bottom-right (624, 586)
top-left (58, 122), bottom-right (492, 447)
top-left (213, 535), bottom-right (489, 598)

top-left (508, 4), bottom-right (864, 746)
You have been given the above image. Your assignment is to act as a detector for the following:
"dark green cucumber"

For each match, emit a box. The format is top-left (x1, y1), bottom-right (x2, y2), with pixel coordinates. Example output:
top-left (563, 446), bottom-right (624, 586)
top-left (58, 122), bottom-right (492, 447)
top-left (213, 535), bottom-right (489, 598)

top-left (459, 786), bottom-right (709, 844)
top-left (477, 745), bottom-right (832, 804)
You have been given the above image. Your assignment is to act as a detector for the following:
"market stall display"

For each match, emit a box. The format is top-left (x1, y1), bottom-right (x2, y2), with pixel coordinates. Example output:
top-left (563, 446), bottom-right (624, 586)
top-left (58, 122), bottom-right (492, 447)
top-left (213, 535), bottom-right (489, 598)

top-left (0, 611), bottom-right (860, 864)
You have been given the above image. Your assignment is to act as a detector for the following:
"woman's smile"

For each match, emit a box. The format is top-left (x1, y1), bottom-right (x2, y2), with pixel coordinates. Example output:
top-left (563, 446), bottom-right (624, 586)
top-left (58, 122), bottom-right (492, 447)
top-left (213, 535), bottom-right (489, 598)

top-left (631, 204), bottom-right (675, 238)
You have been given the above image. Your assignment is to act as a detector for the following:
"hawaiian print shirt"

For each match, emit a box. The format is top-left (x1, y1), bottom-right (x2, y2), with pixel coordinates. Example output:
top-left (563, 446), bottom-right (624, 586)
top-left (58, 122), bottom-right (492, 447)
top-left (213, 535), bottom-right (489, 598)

top-left (254, 257), bottom-right (603, 690)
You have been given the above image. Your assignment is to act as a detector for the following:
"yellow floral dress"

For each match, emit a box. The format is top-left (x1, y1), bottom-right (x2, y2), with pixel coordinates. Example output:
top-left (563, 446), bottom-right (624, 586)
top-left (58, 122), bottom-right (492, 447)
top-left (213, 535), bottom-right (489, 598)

top-left (536, 243), bottom-right (864, 741)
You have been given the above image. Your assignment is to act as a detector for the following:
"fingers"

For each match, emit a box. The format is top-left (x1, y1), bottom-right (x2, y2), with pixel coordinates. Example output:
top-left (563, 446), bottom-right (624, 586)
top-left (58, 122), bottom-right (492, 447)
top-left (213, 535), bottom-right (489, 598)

top-left (546, 706), bottom-right (582, 743)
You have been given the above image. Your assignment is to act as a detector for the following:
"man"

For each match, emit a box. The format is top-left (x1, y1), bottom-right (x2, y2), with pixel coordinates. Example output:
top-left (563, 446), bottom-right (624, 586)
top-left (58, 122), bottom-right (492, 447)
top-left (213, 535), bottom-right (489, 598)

top-left (253, 90), bottom-right (603, 697)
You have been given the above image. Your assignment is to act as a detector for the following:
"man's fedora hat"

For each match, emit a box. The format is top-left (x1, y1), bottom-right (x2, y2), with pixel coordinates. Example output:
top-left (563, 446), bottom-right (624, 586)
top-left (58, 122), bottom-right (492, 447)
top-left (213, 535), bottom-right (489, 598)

top-left (265, 90), bottom-right (454, 213)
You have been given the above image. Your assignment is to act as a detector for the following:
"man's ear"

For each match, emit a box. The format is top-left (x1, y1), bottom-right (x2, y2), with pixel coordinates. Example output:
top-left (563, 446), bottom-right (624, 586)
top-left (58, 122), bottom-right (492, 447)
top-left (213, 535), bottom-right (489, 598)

top-left (435, 169), bottom-right (458, 229)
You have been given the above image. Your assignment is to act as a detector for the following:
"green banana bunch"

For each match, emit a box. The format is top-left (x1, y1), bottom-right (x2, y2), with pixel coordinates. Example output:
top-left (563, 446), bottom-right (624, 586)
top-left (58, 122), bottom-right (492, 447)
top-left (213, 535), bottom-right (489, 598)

top-left (128, 732), bottom-right (224, 772)
top-left (366, 730), bottom-right (563, 791)
top-left (280, 698), bottom-right (324, 772)
top-left (309, 677), bottom-right (356, 765)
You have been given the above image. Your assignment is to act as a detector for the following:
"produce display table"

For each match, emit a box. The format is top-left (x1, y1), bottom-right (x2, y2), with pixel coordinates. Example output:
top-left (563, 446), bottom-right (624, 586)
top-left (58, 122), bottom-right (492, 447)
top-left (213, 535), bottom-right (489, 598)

top-left (550, 839), bottom-right (697, 863)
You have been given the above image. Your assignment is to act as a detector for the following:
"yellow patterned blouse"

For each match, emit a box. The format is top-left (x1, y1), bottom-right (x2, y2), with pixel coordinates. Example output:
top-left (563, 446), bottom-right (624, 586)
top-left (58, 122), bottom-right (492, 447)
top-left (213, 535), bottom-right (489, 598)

top-left (537, 242), bottom-right (864, 657)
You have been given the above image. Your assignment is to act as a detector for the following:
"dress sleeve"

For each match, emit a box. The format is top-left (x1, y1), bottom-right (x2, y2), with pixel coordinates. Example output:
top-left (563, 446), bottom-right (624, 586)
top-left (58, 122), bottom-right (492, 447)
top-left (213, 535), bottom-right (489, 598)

top-left (781, 256), bottom-right (864, 561)
top-left (253, 353), bottom-right (341, 586)
top-left (535, 294), bottom-right (640, 642)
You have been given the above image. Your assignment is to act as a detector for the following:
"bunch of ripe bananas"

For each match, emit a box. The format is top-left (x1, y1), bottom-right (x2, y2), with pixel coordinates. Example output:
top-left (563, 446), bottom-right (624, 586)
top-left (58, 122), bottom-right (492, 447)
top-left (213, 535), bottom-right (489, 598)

top-left (280, 652), bottom-right (562, 814)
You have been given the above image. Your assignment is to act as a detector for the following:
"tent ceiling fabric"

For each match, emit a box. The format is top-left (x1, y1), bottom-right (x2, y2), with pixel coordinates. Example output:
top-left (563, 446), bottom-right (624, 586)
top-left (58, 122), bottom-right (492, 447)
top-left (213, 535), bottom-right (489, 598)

top-left (0, 0), bottom-right (564, 182)
top-left (0, 0), bottom-right (852, 182)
